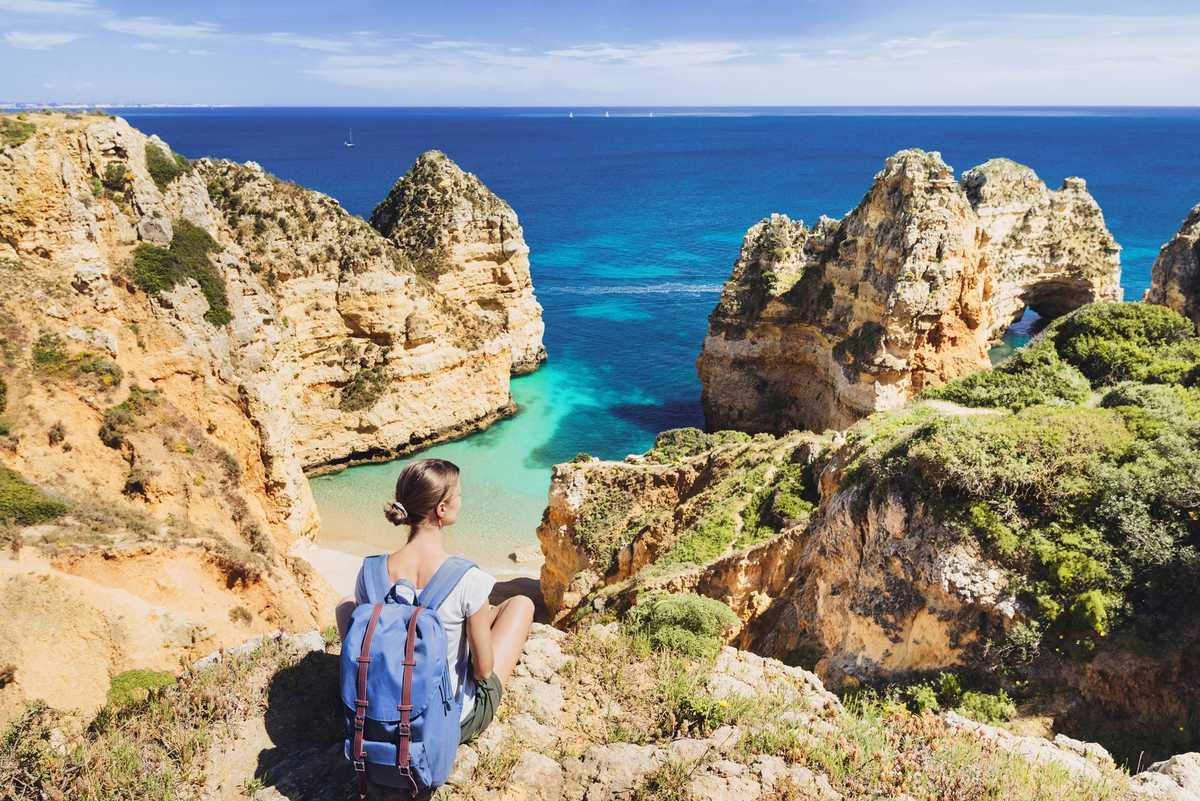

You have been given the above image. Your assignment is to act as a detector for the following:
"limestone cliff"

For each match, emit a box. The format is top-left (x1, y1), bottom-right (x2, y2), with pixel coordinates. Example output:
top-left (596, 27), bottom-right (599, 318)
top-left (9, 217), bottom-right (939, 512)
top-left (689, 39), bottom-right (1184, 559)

top-left (370, 150), bottom-right (546, 374)
top-left (697, 150), bottom-right (1122, 434)
top-left (1146, 203), bottom-right (1200, 333)
top-left (0, 112), bottom-right (544, 721)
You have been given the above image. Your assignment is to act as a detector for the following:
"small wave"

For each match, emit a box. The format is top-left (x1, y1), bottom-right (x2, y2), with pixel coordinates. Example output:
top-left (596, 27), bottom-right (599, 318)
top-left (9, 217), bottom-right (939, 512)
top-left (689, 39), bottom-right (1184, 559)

top-left (546, 282), bottom-right (724, 296)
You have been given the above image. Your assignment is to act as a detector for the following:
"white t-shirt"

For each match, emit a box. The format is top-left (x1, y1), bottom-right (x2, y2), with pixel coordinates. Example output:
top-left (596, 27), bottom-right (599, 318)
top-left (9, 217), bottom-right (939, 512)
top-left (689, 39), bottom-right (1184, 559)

top-left (354, 562), bottom-right (495, 722)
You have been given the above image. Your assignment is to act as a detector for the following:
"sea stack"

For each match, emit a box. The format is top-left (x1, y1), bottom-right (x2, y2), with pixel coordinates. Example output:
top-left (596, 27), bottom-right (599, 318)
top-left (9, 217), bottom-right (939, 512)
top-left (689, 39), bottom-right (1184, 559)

top-left (696, 149), bottom-right (1122, 434)
top-left (1145, 202), bottom-right (1200, 333)
top-left (371, 150), bottom-right (547, 374)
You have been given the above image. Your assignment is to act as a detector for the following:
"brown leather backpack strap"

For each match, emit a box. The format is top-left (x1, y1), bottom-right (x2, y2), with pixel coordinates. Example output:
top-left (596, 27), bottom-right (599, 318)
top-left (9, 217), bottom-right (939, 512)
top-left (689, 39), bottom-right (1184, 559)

top-left (395, 607), bottom-right (423, 794)
top-left (353, 603), bottom-right (384, 797)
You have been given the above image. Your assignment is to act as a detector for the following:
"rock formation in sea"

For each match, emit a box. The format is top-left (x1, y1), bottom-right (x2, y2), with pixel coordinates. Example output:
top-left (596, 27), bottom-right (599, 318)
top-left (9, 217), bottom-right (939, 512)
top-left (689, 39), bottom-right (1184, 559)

top-left (1145, 202), bottom-right (1200, 333)
top-left (697, 150), bottom-right (1122, 434)
top-left (370, 150), bottom-right (547, 374)
top-left (545, 302), bottom-right (1200, 762)
top-left (0, 112), bottom-right (543, 721)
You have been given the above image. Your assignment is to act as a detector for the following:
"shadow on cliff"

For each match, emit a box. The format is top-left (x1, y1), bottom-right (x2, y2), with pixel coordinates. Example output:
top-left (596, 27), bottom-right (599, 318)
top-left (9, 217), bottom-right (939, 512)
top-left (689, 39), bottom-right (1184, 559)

top-left (256, 649), bottom-right (357, 800)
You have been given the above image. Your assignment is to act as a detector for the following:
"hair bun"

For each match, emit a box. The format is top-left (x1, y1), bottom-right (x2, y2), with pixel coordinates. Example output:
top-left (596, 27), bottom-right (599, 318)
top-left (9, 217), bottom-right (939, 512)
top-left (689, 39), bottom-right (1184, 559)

top-left (384, 500), bottom-right (409, 525)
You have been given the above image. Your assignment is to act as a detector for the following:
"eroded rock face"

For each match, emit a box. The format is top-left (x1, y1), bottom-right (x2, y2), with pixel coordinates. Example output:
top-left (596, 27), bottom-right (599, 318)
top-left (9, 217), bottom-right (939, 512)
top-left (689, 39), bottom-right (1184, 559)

top-left (537, 424), bottom-right (1013, 682)
top-left (536, 429), bottom-right (825, 620)
top-left (697, 150), bottom-right (1121, 434)
top-left (0, 113), bottom-right (543, 720)
top-left (370, 150), bottom-right (546, 373)
top-left (1146, 203), bottom-right (1200, 333)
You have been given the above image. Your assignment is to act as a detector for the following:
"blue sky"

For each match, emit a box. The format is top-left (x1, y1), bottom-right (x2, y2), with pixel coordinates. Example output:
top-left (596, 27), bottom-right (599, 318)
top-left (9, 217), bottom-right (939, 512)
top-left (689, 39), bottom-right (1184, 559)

top-left (2, 0), bottom-right (1198, 105)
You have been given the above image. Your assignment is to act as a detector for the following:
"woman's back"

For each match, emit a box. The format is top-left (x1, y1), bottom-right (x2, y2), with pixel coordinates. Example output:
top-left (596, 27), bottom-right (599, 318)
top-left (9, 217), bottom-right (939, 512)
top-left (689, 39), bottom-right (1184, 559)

top-left (353, 547), bottom-right (496, 717)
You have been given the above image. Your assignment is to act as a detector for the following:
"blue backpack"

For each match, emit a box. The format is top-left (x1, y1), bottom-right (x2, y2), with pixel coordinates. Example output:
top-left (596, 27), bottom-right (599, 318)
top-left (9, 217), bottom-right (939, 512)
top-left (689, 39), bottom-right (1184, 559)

top-left (340, 555), bottom-right (477, 797)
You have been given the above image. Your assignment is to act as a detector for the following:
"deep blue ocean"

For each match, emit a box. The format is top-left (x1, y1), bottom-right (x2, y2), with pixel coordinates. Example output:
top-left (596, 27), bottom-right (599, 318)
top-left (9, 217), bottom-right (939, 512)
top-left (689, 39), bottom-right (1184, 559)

top-left (116, 107), bottom-right (1200, 570)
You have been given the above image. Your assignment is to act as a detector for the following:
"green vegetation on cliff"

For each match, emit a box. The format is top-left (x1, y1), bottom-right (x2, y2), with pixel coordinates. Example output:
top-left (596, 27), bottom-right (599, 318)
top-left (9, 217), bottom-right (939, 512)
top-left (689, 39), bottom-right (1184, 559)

top-left (859, 303), bottom-right (1200, 655)
top-left (627, 592), bottom-right (740, 659)
top-left (0, 117), bottom-right (36, 148)
top-left (143, 141), bottom-right (192, 190)
top-left (129, 219), bottom-right (231, 325)
top-left (0, 468), bottom-right (66, 525)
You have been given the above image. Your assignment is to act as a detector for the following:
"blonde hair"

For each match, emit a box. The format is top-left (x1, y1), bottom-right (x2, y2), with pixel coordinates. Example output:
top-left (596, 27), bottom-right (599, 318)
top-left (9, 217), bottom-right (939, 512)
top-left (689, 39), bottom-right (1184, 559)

top-left (384, 458), bottom-right (460, 535)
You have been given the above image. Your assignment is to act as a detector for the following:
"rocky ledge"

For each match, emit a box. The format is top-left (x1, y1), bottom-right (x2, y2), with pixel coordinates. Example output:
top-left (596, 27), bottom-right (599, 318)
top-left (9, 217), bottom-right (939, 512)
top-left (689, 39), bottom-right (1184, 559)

top-left (697, 150), bottom-right (1121, 434)
top-left (7, 622), bottom-right (1197, 801)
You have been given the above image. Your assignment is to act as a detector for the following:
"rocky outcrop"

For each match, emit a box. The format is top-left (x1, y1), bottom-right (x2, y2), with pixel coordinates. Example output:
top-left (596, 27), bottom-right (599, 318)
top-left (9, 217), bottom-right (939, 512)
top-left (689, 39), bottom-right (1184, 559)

top-left (370, 150), bottom-right (546, 373)
top-left (23, 622), bottom-right (1188, 801)
top-left (1146, 203), bottom-right (1200, 332)
top-left (697, 150), bottom-right (1121, 434)
top-left (537, 423), bottom-right (1011, 680)
top-left (0, 112), bottom-right (543, 720)
top-left (536, 429), bottom-right (825, 619)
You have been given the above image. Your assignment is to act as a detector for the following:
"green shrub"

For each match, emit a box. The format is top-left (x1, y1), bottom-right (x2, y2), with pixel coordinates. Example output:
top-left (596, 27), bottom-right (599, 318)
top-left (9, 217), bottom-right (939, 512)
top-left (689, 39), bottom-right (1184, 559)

top-left (129, 220), bottom-right (230, 325)
top-left (626, 592), bottom-right (740, 659)
top-left (0, 468), bottom-right (67, 525)
top-left (894, 672), bottom-right (1015, 724)
top-left (106, 669), bottom-right (174, 708)
top-left (644, 428), bottom-right (751, 463)
top-left (101, 162), bottom-right (127, 193)
top-left (99, 386), bottom-right (157, 448)
top-left (906, 406), bottom-right (1133, 506)
top-left (29, 333), bottom-right (122, 387)
top-left (338, 366), bottom-right (387, 412)
top-left (656, 508), bottom-right (737, 567)
top-left (0, 117), bottom-right (36, 148)
top-left (1051, 302), bottom-right (1197, 385)
top-left (767, 461), bottom-right (816, 523)
top-left (144, 142), bottom-right (192, 190)
top-left (31, 333), bottom-right (66, 367)
top-left (0, 377), bottom-right (7, 413)
top-left (923, 342), bottom-right (1092, 410)
top-left (958, 689), bottom-right (1017, 724)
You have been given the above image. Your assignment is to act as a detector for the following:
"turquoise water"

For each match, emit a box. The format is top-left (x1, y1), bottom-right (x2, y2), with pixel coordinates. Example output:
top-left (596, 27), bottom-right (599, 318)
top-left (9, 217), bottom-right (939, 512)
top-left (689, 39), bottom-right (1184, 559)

top-left (307, 369), bottom-right (561, 572)
top-left (118, 107), bottom-right (1200, 573)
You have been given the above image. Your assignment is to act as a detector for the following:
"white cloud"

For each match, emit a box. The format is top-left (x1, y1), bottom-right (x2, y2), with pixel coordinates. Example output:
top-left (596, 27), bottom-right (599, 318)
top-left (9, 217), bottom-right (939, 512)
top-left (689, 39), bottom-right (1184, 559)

top-left (255, 31), bottom-right (353, 53)
top-left (546, 41), bottom-right (748, 68)
top-left (103, 16), bottom-right (218, 39)
top-left (0, 0), bottom-right (96, 14)
top-left (302, 12), bottom-right (1200, 105)
top-left (4, 30), bottom-right (81, 48)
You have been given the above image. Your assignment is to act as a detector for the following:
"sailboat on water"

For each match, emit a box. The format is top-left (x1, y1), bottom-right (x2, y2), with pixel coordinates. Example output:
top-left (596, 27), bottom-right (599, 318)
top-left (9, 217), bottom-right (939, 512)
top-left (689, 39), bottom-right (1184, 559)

top-left (344, 128), bottom-right (354, 148)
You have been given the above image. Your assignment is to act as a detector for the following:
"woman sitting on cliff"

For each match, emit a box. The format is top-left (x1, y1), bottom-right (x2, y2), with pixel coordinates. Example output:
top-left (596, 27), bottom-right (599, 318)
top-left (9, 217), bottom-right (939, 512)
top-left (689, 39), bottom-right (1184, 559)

top-left (335, 457), bottom-right (535, 747)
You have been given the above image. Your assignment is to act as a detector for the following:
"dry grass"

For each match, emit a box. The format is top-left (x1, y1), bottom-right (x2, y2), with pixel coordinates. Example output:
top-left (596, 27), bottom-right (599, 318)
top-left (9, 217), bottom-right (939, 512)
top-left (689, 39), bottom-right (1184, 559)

top-left (0, 637), bottom-right (339, 801)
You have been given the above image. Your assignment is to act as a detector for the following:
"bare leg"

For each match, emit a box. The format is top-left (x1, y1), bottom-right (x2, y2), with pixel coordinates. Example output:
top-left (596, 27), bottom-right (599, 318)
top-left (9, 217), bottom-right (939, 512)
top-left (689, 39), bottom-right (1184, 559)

top-left (488, 595), bottom-right (535, 684)
top-left (335, 596), bottom-right (356, 642)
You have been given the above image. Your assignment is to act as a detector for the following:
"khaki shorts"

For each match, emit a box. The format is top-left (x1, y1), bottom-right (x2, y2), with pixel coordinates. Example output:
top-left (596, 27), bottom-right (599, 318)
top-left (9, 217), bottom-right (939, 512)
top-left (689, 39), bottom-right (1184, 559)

top-left (459, 673), bottom-right (502, 744)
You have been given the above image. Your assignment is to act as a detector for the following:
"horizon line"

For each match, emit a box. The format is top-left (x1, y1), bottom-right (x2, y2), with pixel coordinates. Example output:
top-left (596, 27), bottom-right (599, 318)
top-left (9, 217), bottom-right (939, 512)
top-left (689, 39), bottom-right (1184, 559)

top-left (6, 103), bottom-right (1200, 110)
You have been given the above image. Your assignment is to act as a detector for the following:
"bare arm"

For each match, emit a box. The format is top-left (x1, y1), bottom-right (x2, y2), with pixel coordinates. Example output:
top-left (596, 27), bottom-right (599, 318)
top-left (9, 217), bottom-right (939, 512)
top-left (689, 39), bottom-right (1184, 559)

top-left (335, 596), bottom-right (356, 642)
top-left (465, 604), bottom-right (496, 681)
